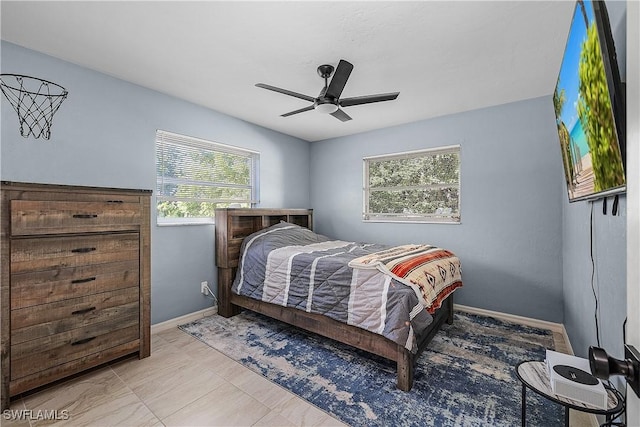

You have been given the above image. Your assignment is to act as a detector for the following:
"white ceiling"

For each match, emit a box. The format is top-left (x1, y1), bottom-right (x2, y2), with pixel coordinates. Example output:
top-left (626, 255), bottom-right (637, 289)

top-left (0, 1), bottom-right (576, 142)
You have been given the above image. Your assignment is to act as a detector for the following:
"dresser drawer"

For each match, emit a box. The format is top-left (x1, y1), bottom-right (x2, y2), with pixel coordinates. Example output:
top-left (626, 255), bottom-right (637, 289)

top-left (11, 259), bottom-right (139, 309)
top-left (11, 233), bottom-right (139, 274)
top-left (11, 287), bottom-right (140, 344)
top-left (9, 341), bottom-right (141, 397)
top-left (11, 199), bottom-right (142, 235)
top-left (11, 323), bottom-right (139, 380)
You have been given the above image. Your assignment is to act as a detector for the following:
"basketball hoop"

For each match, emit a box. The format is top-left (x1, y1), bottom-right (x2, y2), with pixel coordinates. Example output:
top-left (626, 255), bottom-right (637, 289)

top-left (0, 74), bottom-right (68, 140)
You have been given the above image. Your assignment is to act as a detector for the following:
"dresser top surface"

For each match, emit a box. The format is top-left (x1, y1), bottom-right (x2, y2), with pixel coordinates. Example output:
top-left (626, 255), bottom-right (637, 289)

top-left (1, 181), bottom-right (152, 195)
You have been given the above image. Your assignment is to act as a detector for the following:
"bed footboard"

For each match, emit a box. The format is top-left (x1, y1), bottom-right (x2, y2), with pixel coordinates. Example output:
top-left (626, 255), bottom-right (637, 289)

top-left (398, 292), bottom-right (454, 391)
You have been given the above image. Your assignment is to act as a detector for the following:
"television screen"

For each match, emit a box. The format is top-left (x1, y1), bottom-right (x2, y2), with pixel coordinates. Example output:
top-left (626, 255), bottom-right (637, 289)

top-left (553, 0), bottom-right (625, 202)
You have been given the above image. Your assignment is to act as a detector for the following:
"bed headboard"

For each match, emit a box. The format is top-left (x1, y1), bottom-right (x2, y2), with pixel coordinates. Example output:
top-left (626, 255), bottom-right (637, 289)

top-left (214, 208), bottom-right (313, 316)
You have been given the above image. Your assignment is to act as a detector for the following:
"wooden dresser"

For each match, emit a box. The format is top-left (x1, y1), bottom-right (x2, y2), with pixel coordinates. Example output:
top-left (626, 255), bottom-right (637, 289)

top-left (0, 182), bottom-right (151, 410)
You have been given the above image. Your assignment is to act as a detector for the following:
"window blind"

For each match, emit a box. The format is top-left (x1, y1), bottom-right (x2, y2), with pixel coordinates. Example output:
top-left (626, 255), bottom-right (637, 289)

top-left (155, 130), bottom-right (259, 223)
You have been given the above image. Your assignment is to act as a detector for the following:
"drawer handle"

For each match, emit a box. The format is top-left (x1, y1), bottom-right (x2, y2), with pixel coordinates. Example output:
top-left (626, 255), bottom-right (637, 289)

top-left (71, 337), bottom-right (96, 346)
top-left (71, 247), bottom-right (96, 253)
top-left (71, 306), bottom-right (96, 315)
top-left (71, 276), bottom-right (96, 284)
top-left (73, 214), bottom-right (98, 219)
top-left (106, 200), bottom-right (124, 203)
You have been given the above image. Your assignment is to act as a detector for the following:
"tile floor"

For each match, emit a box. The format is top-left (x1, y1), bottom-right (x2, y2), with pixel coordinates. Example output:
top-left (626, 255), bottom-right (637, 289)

top-left (4, 317), bottom-right (595, 427)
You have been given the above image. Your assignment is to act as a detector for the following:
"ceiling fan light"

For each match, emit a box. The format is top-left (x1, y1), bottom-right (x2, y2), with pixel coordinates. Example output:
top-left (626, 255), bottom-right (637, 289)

top-left (315, 102), bottom-right (339, 114)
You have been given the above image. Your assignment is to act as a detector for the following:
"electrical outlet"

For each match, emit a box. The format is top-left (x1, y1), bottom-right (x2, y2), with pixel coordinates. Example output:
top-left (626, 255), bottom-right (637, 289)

top-left (201, 281), bottom-right (209, 295)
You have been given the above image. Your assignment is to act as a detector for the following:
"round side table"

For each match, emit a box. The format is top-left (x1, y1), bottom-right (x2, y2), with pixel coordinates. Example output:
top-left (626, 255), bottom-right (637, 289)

top-left (515, 360), bottom-right (623, 427)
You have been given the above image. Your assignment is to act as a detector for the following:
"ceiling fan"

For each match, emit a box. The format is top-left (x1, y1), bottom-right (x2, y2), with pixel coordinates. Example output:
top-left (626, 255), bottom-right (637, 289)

top-left (255, 59), bottom-right (399, 122)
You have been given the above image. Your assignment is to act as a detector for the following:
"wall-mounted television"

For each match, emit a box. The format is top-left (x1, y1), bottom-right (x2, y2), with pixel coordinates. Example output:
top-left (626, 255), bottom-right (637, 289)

top-left (553, 0), bottom-right (626, 202)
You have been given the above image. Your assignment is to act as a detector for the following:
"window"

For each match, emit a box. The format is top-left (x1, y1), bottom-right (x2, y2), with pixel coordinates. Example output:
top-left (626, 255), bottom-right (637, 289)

top-left (363, 145), bottom-right (460, 223)
top-left (155, 130), bottom-right (259, 225)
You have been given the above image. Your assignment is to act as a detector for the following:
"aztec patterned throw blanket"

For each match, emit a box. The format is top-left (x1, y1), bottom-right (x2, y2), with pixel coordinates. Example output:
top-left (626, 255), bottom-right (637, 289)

top-left (232, 222), bottom-right (463, 351)
top-left (348, 245), bottom-right (463, 314)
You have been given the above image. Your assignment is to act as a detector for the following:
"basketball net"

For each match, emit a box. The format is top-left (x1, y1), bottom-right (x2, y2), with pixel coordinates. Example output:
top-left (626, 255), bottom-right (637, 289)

top-left (0, 74), bottom-right (68, 140)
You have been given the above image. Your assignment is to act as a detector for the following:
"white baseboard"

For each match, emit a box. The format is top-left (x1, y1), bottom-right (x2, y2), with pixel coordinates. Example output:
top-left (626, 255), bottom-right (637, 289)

top-left (454, 304), bottom-right (575, 356)
top-left (158, 304), bottom-right (573, 352)
top-left (157, 304), bottom-right (568, 347)
top-left (559, 324), bottom-right (575, 356)
top-left (454, 304), bottom-right (565, 335)
top-left (151, 306), bottom-right (217, 333)
top-left (456, 305), bottom-right (577, 358)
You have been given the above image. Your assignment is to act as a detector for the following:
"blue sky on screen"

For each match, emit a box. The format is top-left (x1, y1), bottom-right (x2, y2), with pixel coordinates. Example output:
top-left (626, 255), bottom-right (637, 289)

top-left (557, 0), bottom-right (595, 131)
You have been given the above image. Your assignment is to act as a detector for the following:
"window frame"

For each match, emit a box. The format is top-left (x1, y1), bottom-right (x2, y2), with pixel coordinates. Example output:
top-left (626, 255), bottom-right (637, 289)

top-left (155, 130), bottom-right (259, 226)
top-left (362, 145), bottom-right (461, 224)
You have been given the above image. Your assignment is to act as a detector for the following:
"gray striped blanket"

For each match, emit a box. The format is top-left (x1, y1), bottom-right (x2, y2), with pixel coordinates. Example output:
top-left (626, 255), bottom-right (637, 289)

top-left (232, 222), bottom-right (463, 351)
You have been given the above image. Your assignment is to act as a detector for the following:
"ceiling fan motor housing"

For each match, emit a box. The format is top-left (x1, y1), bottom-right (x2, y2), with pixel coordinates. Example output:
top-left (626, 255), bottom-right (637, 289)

top-left (317, 64), bottom-right (334, 79)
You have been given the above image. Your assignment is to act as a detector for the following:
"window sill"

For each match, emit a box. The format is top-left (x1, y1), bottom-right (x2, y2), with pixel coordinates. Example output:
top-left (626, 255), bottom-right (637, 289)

top-left (156, 219), bottom-right (214, 227)
top-left (363, 219), bottom-right (461, 225)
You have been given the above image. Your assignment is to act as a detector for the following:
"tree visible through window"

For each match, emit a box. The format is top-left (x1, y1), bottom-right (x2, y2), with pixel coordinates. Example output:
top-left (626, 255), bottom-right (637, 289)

top-left (363, 146), bottom-right (460, 223)
top-left (155, 130), bottom-right (259, 224)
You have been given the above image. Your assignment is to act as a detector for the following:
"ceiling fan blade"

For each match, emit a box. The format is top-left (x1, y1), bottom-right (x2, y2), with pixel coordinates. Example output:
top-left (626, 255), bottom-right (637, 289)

top-left (281, 104), bottom-right (315, 117)
top-left (256, 83), bottom-right (316, 103)
top-left (339, 92), bottom-right (399, 107)
top-left (330, 108), bottom-right (352, 122)
top-left (325, 60), bottom-right (353, 100)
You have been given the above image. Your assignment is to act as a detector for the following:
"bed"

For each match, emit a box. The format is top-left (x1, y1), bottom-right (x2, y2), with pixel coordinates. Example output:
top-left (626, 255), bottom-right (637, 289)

top-left (214, 208), bottom-right (462, 391)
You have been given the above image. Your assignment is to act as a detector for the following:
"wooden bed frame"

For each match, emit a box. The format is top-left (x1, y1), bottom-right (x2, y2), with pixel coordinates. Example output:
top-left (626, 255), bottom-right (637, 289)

top-left (214, 208), bottom-right (454, 391)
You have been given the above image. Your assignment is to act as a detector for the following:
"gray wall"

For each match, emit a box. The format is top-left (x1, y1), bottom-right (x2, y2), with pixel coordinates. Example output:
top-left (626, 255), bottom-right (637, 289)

top-left (310, 96), bottom-right (566, 322)
top-left (1, 0), bottom-right (629, 343)
top-left (562, 0), bottom-right (627, 361)
top-left (0, 41), bottom-right (311, 324)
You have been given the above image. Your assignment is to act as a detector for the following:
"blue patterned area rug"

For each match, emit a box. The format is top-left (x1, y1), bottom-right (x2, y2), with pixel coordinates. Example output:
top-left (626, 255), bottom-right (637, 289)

top-left (179, 310), bottom-right (562, 426)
